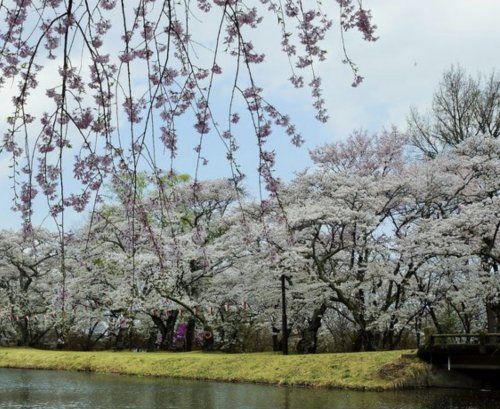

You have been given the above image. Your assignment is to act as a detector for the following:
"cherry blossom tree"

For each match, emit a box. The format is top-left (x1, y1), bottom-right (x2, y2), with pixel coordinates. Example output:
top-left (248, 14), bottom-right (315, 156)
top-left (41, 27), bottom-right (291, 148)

top-left (68, 174), bottom-right (243, 349)
top-left (402, 135), bottom-right (500, 334)
top-left (0, 229), bottom-right (60, 346)
top-left (275, 128), bottom-right (415, 351)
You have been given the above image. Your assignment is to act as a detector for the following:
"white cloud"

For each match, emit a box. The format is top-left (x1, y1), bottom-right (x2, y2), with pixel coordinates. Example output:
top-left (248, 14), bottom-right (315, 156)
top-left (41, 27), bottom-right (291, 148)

top-left (239, 0), bottom-right (500, 138)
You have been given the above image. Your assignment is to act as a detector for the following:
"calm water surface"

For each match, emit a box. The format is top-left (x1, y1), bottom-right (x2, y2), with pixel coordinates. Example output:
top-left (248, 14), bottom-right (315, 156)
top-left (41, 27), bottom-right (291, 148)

top-left (0, 368), bottom-right (499, 409)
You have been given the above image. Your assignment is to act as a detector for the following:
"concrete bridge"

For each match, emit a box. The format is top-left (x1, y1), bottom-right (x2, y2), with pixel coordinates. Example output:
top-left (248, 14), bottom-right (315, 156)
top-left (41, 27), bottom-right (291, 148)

top-left (418, 333), bottom-right (500, 386)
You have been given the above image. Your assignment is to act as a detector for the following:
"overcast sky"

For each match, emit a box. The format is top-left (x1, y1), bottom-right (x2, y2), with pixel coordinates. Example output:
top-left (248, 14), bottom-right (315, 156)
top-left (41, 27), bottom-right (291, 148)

top-left (1, 0), bottom-right (500, 230)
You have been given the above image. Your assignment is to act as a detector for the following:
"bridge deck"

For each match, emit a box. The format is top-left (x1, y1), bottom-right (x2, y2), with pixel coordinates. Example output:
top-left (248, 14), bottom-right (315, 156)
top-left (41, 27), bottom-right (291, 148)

top-left (418, 333), bottom-right (500, 371)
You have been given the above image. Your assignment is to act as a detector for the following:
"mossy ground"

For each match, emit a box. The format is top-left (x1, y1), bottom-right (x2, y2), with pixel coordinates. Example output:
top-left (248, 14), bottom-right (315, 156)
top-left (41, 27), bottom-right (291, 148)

top-left (0, 348), bottom-right (429, 390)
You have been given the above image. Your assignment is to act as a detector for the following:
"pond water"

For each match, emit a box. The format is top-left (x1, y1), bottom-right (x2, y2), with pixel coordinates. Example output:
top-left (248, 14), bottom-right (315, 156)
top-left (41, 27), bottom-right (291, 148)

top-left (0, 368), bottom-right (499, 409)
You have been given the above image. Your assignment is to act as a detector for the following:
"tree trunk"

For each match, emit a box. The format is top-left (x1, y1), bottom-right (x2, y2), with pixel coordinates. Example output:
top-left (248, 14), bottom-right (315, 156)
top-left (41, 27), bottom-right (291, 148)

top-left (16, 319), bottom-right (30, 347)
top-left (353, 328), bottom-right (376, 351)
top-left (151, 310), bottom-right (178, 350)
top-left (296, 304), bottom-right (326, 354)
top-left (202, 326), bottom-right (214, 351)
top-left (382, 315), bottom-right (397, 350)
top-left (486, 303), bottom-right (500, 333)
top-left (185, 317), bottom-right (196, 351)
top-left (428, 307), bottom-right (443, 333)
top-left (271, 326), bottom-right (281, 352)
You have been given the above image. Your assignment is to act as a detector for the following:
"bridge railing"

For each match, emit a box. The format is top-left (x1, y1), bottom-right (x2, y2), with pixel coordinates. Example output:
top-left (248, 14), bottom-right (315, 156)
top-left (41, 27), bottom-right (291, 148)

top-left (429, 333), bottom-right (500, 347)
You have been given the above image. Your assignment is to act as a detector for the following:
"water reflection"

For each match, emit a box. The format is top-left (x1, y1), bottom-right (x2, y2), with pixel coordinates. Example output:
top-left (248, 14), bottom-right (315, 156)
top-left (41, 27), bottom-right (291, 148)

top-left (0, 368), bottom-right (499, 409)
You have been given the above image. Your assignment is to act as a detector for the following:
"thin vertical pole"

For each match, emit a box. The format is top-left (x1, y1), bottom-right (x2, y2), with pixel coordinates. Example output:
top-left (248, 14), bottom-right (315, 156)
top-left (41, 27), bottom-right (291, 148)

top-left (281, 274), bottom-right (288, 355)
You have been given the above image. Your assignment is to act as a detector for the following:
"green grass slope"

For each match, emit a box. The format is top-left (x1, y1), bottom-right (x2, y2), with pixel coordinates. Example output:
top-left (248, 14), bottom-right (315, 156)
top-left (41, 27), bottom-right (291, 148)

top-left (0, 348), bottom-right (429, 390)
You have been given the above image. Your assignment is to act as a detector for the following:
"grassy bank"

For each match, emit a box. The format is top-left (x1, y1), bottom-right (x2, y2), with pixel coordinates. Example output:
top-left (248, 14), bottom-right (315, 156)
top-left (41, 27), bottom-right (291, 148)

top-left (0, 348), bottom-right (429, 390)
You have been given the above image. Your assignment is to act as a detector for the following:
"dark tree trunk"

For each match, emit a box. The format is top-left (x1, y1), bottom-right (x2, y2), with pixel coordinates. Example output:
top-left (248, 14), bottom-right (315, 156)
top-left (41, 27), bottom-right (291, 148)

top-left (16, 319), bottom-right (30, 347)
top-left (84, 322), bottom-right (99, 351)
top-left (383, 318), bottom-right (406, 350)
top-left (202, 327), bottom-right (214, 351)
top-left (185, 317), bottom-right (196, 351)
top-left (272, 326), bottom-right (281, 352)
top-left (164, 311), bottom-right (179, 348)
top-left (486, 303), bottom-right (500, 333)
top-left (151, 310), bottom-right (179, 350)
top-left (428, 307), bottom-right (443, 333)
top-left (353, 329), bottom-right (376, 352)
top-left (296, 304), bottom-right (326, 354)
top-left (382, 316), bottom-right (397, 350)
top-left (114, 327), bottom-right (126, 350)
